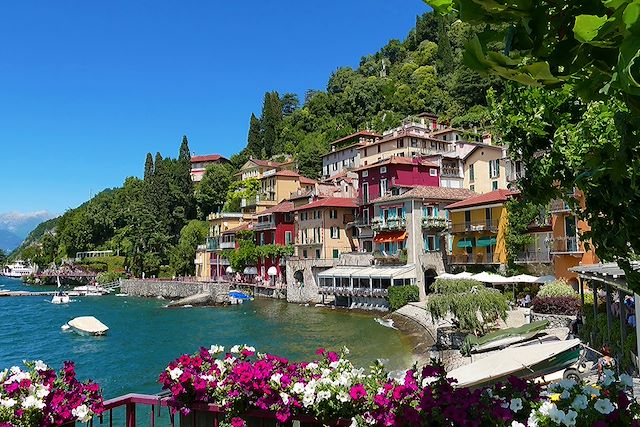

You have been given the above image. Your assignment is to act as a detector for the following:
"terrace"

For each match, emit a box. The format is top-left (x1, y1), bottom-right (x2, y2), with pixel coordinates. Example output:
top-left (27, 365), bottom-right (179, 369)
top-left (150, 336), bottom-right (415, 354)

top-left (449, 219), bottom-right (499, 233)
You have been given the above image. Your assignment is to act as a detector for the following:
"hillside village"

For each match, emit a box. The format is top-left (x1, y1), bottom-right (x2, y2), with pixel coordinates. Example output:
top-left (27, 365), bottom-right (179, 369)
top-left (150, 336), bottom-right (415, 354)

top-left (192, 112), bottom-right (596, 308)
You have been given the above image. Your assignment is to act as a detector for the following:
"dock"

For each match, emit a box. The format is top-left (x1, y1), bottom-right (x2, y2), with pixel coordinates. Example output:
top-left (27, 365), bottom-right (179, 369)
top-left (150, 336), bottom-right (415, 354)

top-left (0, 290), bottom-right (58, 297)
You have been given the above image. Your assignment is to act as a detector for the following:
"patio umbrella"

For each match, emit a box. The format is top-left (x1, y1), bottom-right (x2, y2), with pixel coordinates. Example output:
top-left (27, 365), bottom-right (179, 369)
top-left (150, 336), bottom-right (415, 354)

top-left (471, 271), bottom-right (512, 284)
top-left (534, 275), bottom-right (556, 284)
top-left (509, 274), bottom-right (539, 283)
top-left (226, 266), bottom-right (234, 274)
top-left (267, 266), bottom-right (278, 276)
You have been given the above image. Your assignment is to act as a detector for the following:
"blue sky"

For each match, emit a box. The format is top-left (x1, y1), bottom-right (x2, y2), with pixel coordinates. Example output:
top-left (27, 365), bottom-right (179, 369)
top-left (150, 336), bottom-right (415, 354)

top-left (0, 0), bottom-right (428, 216)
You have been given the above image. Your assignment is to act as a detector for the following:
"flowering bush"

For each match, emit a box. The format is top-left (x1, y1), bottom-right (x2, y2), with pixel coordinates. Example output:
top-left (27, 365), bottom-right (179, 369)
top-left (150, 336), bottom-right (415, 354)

top-left (531, 296), bottom-right (582, 315)
top-left (537, 280), bottom-right (578, 298)
top-left (0, 360), bottom-right (103, 427)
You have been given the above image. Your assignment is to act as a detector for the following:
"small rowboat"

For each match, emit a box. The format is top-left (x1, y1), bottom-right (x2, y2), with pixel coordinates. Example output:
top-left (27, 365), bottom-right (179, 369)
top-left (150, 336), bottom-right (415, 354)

top-left (67, 316), bottom-right (109, 336)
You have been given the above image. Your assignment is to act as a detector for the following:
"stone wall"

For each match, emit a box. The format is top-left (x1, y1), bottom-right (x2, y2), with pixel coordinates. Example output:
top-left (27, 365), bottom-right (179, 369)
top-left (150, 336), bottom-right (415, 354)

top-left (531, 311), bottom-right (574, 329)
top-left (285, 259), bottom-right (334, 304)
top-left (121, 279), bottom-right (208, 298)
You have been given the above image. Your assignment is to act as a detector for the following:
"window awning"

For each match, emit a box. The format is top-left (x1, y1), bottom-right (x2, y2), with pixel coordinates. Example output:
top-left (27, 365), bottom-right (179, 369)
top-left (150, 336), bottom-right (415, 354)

top-left (374, 231), bottom-right (407, 243)
top-left (476, 236), bottom-right (497, 247)
top-left (457, 239), bottom-right (473, 248)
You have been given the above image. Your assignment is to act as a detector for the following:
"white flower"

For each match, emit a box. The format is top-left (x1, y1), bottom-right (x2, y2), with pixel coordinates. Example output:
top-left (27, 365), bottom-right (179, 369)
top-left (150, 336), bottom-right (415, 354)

top-left (35, 386), bottom-right (50, 399)
top-left (337, 391), bottom-right (351, 402)
top-left (511, 422), bottom-right (526, 427)
top-left (34, 360), bottom-right (48, 371)
top-left (0, 398), bottom-right (16, 408)
top-left (72, 404), bottom-right (92, 423)
top-left (230, 345), bottom-right (240, 353)
top-left (270, 373), bottom-right (283, 385)
top-left (316, 390), bottom-right (331, 401)
top-left (302, 391), bottom-right (315, 407)
top-left (22, 395), bottom-right (45, 409)
top-left (200, 374), bottom-right (214, 382)
top-left (538, 401), bottom-right (555, 417)
top-left (509, 398), bottom-right (523, 413)
top-left (10, 366), bottom-right (20, 375)
top-left (329, 361), bottom-right (340, 369)
top-left (548, 405), bottom-right (566, 425)
top-left (558, 379), bottom-right (577, 390)
top-left (620, 373), bottom-right (634, 388)
top-left (292, 382), bottom-right (305, 394)
top-left (168, 367), bottom-right (183, 381)
top-left (214, 359), bottom-right (227, 374)
top-left (421, 376), bottom-right (438, 387)
top-left (306, 362), bottom-right (318, 370)
top-left (349, 417), bottom-right (358, 427)
top-left (342, 346), bottom-right (350, 355)
top-left (563, 409), bottom-right (578, 427)
top-left (208, 345), bottom-right (224, 354)
top-left (244, 345), bottom-right (255, 352)
top-left (279, 392), bottom-right (290, 405)
top-left (582, 384), bottom-right (600, 397)
top-left (571, 394), bottom-right (588, 410)
top-left (560, 390), bottom-right (570, 400)
top-left (594, 398), bottom-right (615, 415)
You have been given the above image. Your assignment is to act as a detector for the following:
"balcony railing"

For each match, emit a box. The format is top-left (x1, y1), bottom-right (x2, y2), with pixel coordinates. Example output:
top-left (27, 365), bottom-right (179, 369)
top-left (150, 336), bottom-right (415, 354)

top-left (422, 217), bottom-right (449, 230)
top-left (441, 167), bottom-right (461, 177)
top-left (206, 237), bottom-right (219, 251)
top-left (448, 253), bottom-right (499, 264)
top-left (450, 219), bottom-right (499, 233)
top-left (514, 251), bottom-right (552, 264)
top-left (550, 236), bottom-right (583, 254)
top-left (549, 199), bottom-right (572, 213)
top-left (371, 217), bottom-right (406, 231)
top-left (253, 220), bottom-right (276, 231)
top-left (220, 241), bottom-right (236, 250)
top-left (319, 287), bottom-right (389, 297)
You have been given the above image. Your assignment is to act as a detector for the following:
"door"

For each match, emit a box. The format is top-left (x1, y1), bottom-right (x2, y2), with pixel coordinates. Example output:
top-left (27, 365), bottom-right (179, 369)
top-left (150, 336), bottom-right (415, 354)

top-left (565, 215), bottom-right (577, 251)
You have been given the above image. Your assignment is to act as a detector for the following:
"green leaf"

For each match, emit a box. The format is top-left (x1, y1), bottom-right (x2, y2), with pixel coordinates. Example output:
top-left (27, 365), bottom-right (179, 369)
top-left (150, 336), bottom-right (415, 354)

top-left (618, 36), bottom-right (640, 94)
top-left (573, 14), bottom-right (610, 43)
top-left (604, 0), bottom-right (630, 10)
top-left (423, 0), bottom-right (453, 14)
top-left (623, 1), bottom-right (640, 34)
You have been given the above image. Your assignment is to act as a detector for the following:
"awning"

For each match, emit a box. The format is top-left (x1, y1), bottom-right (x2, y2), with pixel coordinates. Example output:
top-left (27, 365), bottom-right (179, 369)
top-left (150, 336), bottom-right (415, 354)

top-left (476, 236), bottom-right (497, 247)
top-left (374, 231), bottom-right (407, 243)
top-left (471, 272), bottom-right (513, 284)
top-left (318, 264), bottom-right (416, 280)
top-left (457, 239), bottom-right (473, 248)
top-left (243, 267), bottom-right (258, 275)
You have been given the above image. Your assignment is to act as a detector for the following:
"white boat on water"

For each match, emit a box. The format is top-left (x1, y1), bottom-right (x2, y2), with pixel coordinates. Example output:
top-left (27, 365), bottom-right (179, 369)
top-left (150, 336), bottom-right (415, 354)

top-left (51, 277), bottom-right (70, 304)
top-left (66, 316), bottom-right (109, 336)
top-left (69, 284), bottom-right (109, 296)
top-left (2, 260), bottom-right (34, 278)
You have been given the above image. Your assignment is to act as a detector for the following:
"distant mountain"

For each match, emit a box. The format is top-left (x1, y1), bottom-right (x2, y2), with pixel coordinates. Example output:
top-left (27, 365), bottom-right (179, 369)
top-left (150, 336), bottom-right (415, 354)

top-left (0, 211), bottom-right (56, 252)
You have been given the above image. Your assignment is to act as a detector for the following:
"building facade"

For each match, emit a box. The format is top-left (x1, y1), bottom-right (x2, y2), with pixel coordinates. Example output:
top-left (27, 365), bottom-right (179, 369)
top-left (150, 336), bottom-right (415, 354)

top-left (321, 131), bottom-right (381, 179)
top-left (254, 201), bottom-right (295, 282)
top-left (190, 154), bottom-right (229, 182)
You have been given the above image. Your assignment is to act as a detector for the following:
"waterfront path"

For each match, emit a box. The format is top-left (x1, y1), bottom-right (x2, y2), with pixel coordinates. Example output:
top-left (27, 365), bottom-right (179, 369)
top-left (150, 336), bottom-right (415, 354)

top-left (0, 290), bottom-right (57, 297)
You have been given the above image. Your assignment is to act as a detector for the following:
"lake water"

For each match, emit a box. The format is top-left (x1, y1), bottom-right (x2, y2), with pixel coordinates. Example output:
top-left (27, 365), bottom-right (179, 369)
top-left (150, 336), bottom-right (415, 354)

top-left (0, 276), bottom-right (412, 398)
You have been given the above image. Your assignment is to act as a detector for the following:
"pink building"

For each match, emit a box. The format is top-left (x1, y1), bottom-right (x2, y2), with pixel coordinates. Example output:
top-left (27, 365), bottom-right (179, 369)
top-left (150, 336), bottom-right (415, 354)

top-left (354, 157), bottom-right (440, 252)
top-left (190, 154), bottom-right (230, 182)
top-left (254, 201), bottom-right (295, 281)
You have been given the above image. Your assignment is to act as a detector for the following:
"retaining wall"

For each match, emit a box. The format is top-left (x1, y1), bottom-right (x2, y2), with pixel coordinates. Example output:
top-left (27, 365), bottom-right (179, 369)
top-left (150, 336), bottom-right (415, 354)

top-left (121, 279), bottom-right (208, 298)
top-left (531, 311), bottom-right (575, 329)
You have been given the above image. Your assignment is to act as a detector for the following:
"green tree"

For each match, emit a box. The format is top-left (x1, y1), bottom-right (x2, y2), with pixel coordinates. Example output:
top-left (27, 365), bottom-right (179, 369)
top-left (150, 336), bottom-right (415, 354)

top-left (223, 178), bottom-right (260, 212)
top-left (0, 249), bottom-right (6, 266)
top-left (179, 135), bottom-right (191, 162)
top-left (435, 15), bottom-right (454, 75)
top-left (260, 91), bottom-right (283, 157)
top-left (144, 153), bottom-right (154, 180)
top-left (246, 114), bottom-right (262, 157)
top-left (280, 93), bottom-right (299, 116)
top-left (296, 133), bottom-right (328, 180)
top-left (195, 164), bottom-right (232, 219)
top-left (170, 220), bottom-right (209, 276)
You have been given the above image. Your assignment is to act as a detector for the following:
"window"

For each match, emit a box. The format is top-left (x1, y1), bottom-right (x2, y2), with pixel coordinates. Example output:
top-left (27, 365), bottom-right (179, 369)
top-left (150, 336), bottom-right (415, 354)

top-left (464, 210), bottom-right (471, 226)
top-left (469, 163), bottom-right (475, 182)
top-left (362, 170), bottom-right (368, 178)
top-left (489, 159), bottom-right (500, 178)
top-left (303, 249), bottom-right (308, 258)
top-left (423, 205), bottom-right (438, 218)
top-left (285, 231), bottom-right (292, 245)
top-left (470, 184), bottom-right (475, 192)
top-left (315, 249), bottom-right (321, 258)
top-left (424, 235), bottom-right (440, 252)
top-left (331, 227), bottom-right (340, 239)
top-left (332, 249), bottom-right (339, 259)
top-left (329, 209), bottom-right (337, 219)
top-left (397, 139), bottom-right (404, 148)
top-left (429, 168), bottom-right (438, 176)
top-left (377, 145), bottom-right (381, 153)
top-left (380, 178), bottom-right (388, 196)
top-left (380, 166), bottom-right (387, 174)
top-left (411, 138), bottom-right (418, 148)
top-left (362, 183), bottom-right (369, 204)
top-left (492, 181), bottom-right (498, 190)
top-left (486, 208), bottom-right (493, 221)
top-left (259, 233), bottom-right (265, 245)
top-left (302, 229), bottom-right (308, 244)
top-left (363, 208), bottom-right (369, 225)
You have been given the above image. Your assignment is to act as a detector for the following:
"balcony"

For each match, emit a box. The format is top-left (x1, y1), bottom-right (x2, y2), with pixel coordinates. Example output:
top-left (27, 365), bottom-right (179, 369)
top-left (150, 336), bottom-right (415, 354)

top-left (441, 166), bottom-right (462, 178)
top-left (371, 217), bottom-right (406, 231)
top-left (422, 217), bottom-right (449, 231)
top-left (450, 219), bottom-right (499, 233)
top-left (254, 220), bottom-right (276, 231)
top-left (448, 253), bottom-right (499, 265)
top-left (206, 237), bottom-right (219, 251)
top-left (196, 244), bottom-right (207, 251)
top-left (549, 199), bottom-right (572, 213)
top-left (220, 241), bottom-right (236, 250)
top-left (514, 251), bottom-right (552, 264)
top-left (240, 196), bottom-right (257, 208)
top-left (550, 236), bottom-right (583, 254)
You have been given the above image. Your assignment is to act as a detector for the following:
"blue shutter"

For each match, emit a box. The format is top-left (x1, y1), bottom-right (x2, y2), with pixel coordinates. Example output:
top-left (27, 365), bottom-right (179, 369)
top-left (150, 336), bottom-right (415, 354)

top-left (435, 236), bottom-right (441, 251)
top-left (434, 206), bottom-right (439, 217)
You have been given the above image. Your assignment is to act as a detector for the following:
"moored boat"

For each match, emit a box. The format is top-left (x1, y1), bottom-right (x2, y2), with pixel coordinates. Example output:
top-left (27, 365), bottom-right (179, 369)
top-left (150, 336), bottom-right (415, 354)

top-left (463, 319), bottom-right (550, 354)
top-left (2, 260), bottom-right (34, 278)
top-left (67, 316), bottom-right (109, 336)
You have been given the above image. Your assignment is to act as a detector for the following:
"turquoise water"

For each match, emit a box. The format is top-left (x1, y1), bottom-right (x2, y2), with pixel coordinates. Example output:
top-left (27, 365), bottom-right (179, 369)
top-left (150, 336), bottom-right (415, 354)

top-left (0, 276), bottom-right (411, 398)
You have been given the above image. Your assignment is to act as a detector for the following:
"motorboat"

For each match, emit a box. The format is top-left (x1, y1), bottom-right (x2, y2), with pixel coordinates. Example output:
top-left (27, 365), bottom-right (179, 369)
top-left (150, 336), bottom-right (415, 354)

top-left (66, 316), bottom-right (109, 336)
top-left (229, 290), bottom-right (252, 304)
top-left (51, 277), bottom-right (70, 304)
top-left (2, 260), bottom-right (34, 278)
top-left (462, 320), bottom-right (550, 354)
top-left (69, 284), bottom-right (109, 296)
top-left (448, 339), bottom-right (582, 388)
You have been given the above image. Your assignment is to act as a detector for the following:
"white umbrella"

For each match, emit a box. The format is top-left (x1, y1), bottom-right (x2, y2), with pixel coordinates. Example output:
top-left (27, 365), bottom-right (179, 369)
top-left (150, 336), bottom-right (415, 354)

top-left (509, 274), bottom-right (538, 283)
top-left (267, 266), bottom-right (278, 276)
top-left (243, 267), bottom-right (258, 275)
top-left (534, 275), bottom-right (556, 284)
top-left (471, 271), bottom-right (512, 284)
top-left (226, 266), bottom-right (234, 274)
top-left (454, 272), bottom-right (474, 279)
top-left (436, 273), bottom-right (458, 279)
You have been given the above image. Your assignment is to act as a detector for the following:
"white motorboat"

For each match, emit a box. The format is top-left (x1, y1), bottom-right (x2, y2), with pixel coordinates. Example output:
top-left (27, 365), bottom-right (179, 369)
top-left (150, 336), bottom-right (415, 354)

top-left (51, 277), bottom-right (70, 304)
top-left (70, 284), bottom-right (109, 296)
top-left (2, 260), bottom-right (34, 278)
top-left (66, 316), bottom-right (109, 336)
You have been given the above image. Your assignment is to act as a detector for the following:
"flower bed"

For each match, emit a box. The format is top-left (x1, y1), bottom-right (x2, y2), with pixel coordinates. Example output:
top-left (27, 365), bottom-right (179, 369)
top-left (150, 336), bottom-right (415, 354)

top-left (0, 361), bottom-right (103, 427)
top-left (159, 344), bottom-right (640, 426)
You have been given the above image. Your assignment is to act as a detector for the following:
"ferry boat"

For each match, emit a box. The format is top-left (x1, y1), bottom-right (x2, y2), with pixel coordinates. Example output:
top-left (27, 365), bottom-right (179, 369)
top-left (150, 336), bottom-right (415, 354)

top-left (2, 260), bottom-right (34, 278)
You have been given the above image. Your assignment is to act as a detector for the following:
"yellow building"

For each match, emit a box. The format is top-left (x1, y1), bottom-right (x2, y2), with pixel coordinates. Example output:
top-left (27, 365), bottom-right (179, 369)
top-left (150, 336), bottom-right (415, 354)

top-left (294, 197), bottom-right (358, 259)
top-left (236, 158), bottom-right (294, 181)
top-left (252, 170), bottom-right (316, 213)
top-left (446, 189), bottom-right (515, 266)
top-left (462, 144), bottom-right (508, 194)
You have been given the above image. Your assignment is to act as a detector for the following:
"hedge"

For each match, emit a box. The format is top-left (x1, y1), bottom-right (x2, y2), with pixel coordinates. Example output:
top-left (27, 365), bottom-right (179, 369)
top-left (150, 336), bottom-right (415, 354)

top-left (388, 285), bottom-right (420, 310)
top-left (531, 296), bottom-right (581, 315)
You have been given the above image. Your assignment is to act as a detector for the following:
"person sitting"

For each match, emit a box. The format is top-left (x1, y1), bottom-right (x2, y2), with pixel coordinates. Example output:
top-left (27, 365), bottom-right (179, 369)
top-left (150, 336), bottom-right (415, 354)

top-left (520, 294), bottom-right (532, 307)
top-left (597, 345), bottom-right (616, 378)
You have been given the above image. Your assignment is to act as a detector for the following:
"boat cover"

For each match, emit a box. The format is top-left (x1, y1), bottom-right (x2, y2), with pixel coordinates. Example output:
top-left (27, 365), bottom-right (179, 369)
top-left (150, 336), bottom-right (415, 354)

top-left (67, 316), bottom-right (109, 334)
top-left (448, 339), bottom-right (581, 388)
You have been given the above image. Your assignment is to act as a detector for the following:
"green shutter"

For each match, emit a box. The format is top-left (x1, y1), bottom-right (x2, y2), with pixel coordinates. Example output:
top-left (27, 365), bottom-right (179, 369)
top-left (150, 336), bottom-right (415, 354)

top-left (457, 239), bottom-right (473, 248)
top-left (435, 236), bottom-right (441, 251)
top-left (476, 236), bottom-right (497, 247)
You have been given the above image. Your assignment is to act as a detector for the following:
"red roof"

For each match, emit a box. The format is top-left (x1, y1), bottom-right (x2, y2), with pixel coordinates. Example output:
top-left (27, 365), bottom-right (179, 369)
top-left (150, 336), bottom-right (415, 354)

top-left (256, 201), bottom-right (294, 216)
top-left (222, 222), bottom-right (252, 234)
top-left (299, 176), bottom-right (317, 185)
top-left (294, 197), bottom-right (358, 211)
top-left (445, 189), bottom-right (517, 210)
top-left (330, 131), bottom-right (381, 147)
top-left (271, 170), bottom-right (317, 185)
top-left (251, 159), bottom-right (285, 167)
top-left (372, 186), bottom-right (477, 204)
top-left (355, 156), bottom-right (439, 171)
top-left (191, 154), bottom-right (228, 163)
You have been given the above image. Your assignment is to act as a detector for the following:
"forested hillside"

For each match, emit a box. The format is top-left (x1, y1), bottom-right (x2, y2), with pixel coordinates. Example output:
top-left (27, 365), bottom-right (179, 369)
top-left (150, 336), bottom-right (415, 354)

top-left (13, 10), bottom-right (500, 276)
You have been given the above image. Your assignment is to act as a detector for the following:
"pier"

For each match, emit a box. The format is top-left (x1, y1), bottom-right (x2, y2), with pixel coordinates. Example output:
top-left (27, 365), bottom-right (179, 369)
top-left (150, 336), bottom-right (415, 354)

top-left (0, 290), bottom-right (58, 297)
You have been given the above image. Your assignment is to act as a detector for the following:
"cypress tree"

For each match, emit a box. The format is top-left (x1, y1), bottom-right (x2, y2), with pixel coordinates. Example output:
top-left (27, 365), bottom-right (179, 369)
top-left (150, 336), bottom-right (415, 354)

top-left (179, 135), bottom-right (191, 163)
top-left (436, 15), bottom-right (454, 75)
top-left (154, 152), bottom-right (163, 173)
top-left (246, 113), bottom-right (262, 157)
top-left (144, 153), bottom-right (154, 180)
top-left (260, 91), bottom-right (282, 158)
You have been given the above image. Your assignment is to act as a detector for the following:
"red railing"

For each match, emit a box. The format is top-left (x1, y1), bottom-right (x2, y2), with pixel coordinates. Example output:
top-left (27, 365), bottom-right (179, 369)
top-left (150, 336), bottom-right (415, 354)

top-left (99, 393), bottom-right (349, 427)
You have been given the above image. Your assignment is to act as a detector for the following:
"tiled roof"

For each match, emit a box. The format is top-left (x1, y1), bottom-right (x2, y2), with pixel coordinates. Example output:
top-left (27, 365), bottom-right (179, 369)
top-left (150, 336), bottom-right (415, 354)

top-left (371, 187), bottom-right (477, 204)
top-left (299, 176), bottom-right (317, 185)
top-left (222, 222), bottom-right (252, 234)
top-left (256, 201), bottom-right (294, 216)
top-left (191, 154), bottom-right (227, 163)
top-left (251, 159), bottom-right (285, 168)
top-left (294, 197), bottom-right (358, 211)
top-left (355, 156), bottom-right (439, 171)
top-left (271, 169), bottom-right (317, 185)
top-left (330, 131), bottom-right (381, 147)
top-left (445, 189), bottom-right (517, 210)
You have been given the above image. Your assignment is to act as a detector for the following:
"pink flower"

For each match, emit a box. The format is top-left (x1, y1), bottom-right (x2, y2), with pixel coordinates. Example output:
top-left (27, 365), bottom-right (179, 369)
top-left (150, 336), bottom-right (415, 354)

top-left (315, 348), bottom-right (325, 355)
top-left (327, 352), bottom-right (339, 363)
top-left (230, 417), bottom-right (246, 427)
top-left (349, 384), bottom-right (367, 400)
